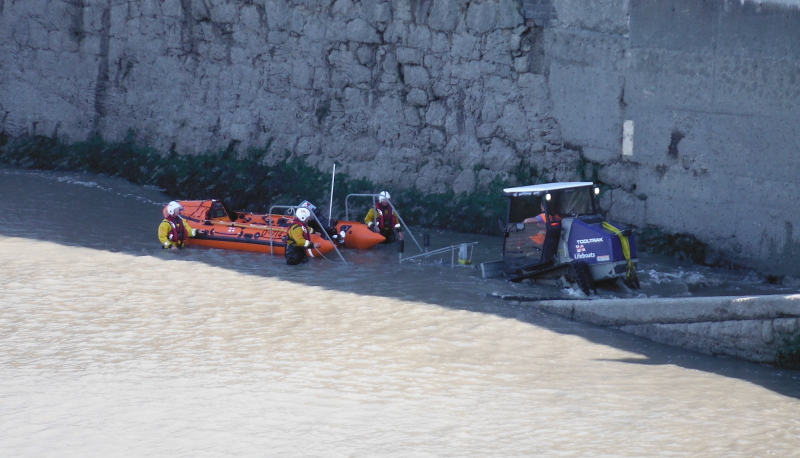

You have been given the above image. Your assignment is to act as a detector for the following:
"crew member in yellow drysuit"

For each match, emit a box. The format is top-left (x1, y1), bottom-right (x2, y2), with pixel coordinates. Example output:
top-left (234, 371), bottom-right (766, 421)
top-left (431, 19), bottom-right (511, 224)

top-left (285, 207), bottom-right (321, 265)
top-left (158, 201), bottom-right (199, 249)
top-left (364, 191), bottom-right (403, 243)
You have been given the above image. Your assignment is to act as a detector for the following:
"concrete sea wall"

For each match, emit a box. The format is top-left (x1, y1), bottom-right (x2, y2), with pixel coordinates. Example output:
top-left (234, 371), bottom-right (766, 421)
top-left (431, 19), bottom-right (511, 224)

top-left (1, 0), bottom-right (799, 277)
top-left (529, 294), bottom-right (800, 368)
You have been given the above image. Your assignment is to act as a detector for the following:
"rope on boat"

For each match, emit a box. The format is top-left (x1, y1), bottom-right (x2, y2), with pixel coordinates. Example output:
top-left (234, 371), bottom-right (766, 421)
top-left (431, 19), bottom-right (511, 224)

top-left (312, 247), bottom-right (333, 262)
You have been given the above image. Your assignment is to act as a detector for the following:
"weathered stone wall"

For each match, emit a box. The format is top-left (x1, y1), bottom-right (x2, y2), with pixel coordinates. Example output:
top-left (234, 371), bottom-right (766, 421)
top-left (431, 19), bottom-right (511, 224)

top-left (1, 0), bottom-right (799, 276)
top-left (0, 0), bottom-right (579, 197)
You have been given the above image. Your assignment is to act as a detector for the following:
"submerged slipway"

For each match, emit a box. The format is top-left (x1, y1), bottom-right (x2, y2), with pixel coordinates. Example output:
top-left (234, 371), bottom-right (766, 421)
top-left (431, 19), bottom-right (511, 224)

top-left (1, 165), bottom-right (799, 457)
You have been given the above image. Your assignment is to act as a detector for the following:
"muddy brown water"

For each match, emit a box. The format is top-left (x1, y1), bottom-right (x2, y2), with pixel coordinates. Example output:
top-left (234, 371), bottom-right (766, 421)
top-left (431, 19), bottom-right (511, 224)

top-left (1, 166), bottom-right (798, 456)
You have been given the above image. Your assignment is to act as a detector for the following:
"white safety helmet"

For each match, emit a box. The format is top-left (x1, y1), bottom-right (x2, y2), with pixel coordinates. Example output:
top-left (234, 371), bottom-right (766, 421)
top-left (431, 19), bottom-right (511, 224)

top-left (166, 201), bottom-right (184, 216)
top-left (295, 207), bottom-right (311, 222)
top-left (378, 191), bottom-right (391, 202)
top-left (299, 200), bottom-right (316, 211)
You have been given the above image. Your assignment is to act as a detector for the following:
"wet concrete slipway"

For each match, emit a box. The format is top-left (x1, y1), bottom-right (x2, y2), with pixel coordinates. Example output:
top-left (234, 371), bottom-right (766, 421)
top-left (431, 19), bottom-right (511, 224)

top-left (1, 165), bottom-right (799, 457)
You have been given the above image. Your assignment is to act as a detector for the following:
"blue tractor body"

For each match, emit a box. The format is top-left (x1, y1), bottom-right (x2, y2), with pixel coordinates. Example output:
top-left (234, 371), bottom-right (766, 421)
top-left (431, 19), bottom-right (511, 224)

top-left (566, 218), bottom-right (637, 265)
top-left (501, 182), bottom-right (639, 293)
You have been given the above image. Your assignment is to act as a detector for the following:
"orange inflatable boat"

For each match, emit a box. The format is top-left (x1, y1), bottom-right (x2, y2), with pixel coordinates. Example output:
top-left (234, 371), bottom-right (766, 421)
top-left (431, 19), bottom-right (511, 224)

top-left (287, 200), bottom-right (387, 249)
top-left (258, 213), bottom-right (386, 250)
top-left (172, 199), bottom-right (336, 257)
top-left (170, 199), bottom-right (386, 256)
top-left (334, 220), bottom-right (386, 249)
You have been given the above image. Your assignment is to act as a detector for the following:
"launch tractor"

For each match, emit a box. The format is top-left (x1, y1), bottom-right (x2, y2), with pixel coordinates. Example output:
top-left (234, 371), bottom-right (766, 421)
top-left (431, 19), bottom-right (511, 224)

top-left (501, 182), bottom-right (639, 295)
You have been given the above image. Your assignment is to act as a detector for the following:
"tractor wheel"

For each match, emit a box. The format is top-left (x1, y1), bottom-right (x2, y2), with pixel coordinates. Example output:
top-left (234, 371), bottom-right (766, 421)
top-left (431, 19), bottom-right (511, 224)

top-left (568, 261), bottom-right (594, 296)
top-left (623, 271), bottom-right (641, 289)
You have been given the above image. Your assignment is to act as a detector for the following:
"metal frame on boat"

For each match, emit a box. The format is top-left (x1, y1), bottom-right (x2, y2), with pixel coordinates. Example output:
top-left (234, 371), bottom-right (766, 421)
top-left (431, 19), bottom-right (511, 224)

top-left (344, 193), bottom-right (423, 252)
top-left (177, 199), bottom-right (336, 258)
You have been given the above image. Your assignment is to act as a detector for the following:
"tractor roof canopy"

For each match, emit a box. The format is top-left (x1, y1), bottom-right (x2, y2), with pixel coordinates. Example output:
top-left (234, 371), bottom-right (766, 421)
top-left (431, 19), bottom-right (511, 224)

top-left (503, 182), bottom-right (594, 196)
top-left (504, 182), bottom-right (598, 223)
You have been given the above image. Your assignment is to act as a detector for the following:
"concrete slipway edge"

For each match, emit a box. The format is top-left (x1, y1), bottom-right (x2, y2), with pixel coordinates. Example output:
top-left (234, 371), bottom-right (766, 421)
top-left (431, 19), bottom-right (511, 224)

top-left (523, 294), bottom-right (800, 366)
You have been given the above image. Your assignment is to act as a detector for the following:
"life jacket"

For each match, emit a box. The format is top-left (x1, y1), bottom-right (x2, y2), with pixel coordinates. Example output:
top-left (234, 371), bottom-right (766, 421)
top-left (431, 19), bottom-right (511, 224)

top-left (534, 213), bottom-right (562, 224)
top-left (287, 218), bottom-right (311, 247)
top-left (374, 203), bottom-right (395, 230)
top-left (165, 215), bottom-right (188, 243)
top-left (529, 213), bottom-right (561, 245)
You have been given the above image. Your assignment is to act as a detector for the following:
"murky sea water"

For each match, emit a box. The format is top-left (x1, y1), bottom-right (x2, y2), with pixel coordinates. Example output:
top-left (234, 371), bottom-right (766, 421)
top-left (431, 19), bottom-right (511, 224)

top-left (1, 166), bottom-right (799, 457)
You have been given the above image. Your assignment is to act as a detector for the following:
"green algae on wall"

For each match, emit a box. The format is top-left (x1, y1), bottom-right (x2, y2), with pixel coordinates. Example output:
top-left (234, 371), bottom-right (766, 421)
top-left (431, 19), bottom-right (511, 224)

top-left (1, 133), bottom-right (768, 267)
top-left (0, 134), bottom-right (516, 234)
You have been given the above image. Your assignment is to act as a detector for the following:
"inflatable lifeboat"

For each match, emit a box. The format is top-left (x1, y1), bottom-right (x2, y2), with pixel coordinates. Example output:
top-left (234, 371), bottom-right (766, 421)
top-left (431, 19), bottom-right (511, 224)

top-left (172, 199), bottom-right (336, 257)
top-left (170, 199), bottom-right (386, 255)
top-left (292, 200), bottom-right (386, 249)
top-left (334, 220), bottom-right (386, 249)
top-left (260, 214), bottom-right (386, 250)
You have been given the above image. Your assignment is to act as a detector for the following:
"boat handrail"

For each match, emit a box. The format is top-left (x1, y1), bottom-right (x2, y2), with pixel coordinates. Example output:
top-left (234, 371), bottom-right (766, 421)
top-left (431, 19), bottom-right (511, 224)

top-left (344, 193), bottom-right (377, 221)
top-left (344, 193), bottom-right (423, 252)
top-left (268, 204), bottom-right (347, 264)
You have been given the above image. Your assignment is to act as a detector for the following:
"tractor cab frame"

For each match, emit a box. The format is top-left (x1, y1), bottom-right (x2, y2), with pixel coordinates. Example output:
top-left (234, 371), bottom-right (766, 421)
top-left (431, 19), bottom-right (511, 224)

top-left (502, 182), bottom-right (639, 294)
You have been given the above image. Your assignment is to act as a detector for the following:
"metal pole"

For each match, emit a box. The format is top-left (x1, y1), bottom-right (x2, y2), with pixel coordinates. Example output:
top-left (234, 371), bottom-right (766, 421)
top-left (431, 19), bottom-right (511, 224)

top-left (268, 205), bottom-right (347, 264)
top-left (345, 193), bottom-right (379, 221)
top-left (344, 193), bottom-right (390, 221)
top-left (397, 237), bottom-right (405, 262)
top-left (398, 242), bottom-right (478, 263)
top-left (343, 193), bottom-right (423, 252)
top-left (328, 163), bottom-right (336, 222)
top-left (388, 200), bottom-right (422, 252)
top-left (268, 205), bottom-right (296, 255)
top-left (309, 210), bottom-right (347, 264)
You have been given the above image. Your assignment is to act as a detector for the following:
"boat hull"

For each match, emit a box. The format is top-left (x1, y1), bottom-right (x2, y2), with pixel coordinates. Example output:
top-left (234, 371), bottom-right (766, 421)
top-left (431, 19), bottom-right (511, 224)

top-left (175, 200), bottom-right (335, 257)
top-left (334, 221), bottom-right (386, 249)
top-left (184, 236), bottom-right (327, 258)
top-left (251, 213), bottom-right (385, 250)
